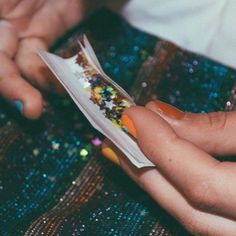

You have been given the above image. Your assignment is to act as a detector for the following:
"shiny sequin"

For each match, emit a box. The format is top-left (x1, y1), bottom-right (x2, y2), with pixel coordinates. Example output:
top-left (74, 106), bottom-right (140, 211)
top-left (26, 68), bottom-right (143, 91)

top-left (91, 137), bottom-right (102, 147)
top-left (80, 148), bottom-right (89, 157)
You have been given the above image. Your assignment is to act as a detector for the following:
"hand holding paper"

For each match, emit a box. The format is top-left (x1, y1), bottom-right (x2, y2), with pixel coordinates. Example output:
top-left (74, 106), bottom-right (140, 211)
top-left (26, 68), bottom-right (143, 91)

top-left (39, 35), bottom-right (154, 168)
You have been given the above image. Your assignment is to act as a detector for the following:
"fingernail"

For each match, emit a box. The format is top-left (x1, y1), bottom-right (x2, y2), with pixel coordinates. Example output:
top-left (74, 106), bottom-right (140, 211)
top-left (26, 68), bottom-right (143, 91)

top-left (102, 145), bottom-right (120, 166)
top-left (153, 100), bottom-right (184, 120)
top-left (121, 114), bottom-right (137, 138)
top-left (13, 100), bottom-right (24, 114)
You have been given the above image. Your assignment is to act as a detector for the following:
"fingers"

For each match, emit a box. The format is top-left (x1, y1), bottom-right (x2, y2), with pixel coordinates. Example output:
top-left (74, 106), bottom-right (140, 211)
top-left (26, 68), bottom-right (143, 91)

top-left (12, 1), bottom-right (84, 93)
top-left (0, 4), bottom-right (47, 119)
top-left (0, 0), bottom-right (45, 19)
top-left (0, 51), bottom-right (43, 119)
top-left (146, 100), bottom-right (236, 155)
top-left (122, 106), bottom-right (236, 219)
top-left (50, 0), bottom-right (86, 30)
top-left (18, 0), bottom-right (81, 45)
top-left (102, 139), bottom-right (236, 236)
top-left (15, 37), bottom-right (64, 93)
top-left (121, 161), bottom-right (236, 236)
top-left (102, 139), bottom-right (120, 166)
top-left (0, 20), bottom-right (18, 58)
top-left (0, 0), bottom-right (84, 118)
top-left (0, 0), bottom-right (23, 17)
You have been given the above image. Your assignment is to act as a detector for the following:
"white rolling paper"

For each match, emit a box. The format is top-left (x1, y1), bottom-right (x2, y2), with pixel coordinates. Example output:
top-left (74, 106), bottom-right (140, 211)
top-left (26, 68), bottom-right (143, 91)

top-left (39, 35), bottom-right (154, 168)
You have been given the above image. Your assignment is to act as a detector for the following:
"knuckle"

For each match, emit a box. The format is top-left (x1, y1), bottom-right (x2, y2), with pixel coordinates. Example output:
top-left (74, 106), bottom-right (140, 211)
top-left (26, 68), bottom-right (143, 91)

top-left (206, 112), bottom-right (227, 131)
top-left (184, 213), bottom-right (212, 236)
top-left (143, 134), bottom-right (179, 161)
top-left (190, 224), bottom-right (211, 236)
top-left (0, 2), bottom-right (18, 17)
top-left (186, 220), bottom-right (204, 236)
top-left (0, 21), bottom-right (18, 58)
top-left (147, 145), bottom-right (159, 160)
top-left (16, 53), bottom-right (35, 73)
top-left (187, 180), bottom-right (217, 211)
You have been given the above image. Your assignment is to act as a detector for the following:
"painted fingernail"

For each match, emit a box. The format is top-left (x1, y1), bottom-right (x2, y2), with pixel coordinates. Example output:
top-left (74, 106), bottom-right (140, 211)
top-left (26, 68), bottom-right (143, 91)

top-left (121, 114), bottom-right (137, 138)
top-left (13, 100), bottom-right (24, 114)
top-left (102, 145), bottom-right (120, 166)
top-left (153, 100), bottom-right (184, 120)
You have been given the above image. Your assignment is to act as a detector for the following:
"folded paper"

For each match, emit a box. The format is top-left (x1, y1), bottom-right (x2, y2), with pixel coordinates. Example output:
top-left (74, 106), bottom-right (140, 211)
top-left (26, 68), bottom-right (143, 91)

top-left (39, 35), bottom-right (154, 168)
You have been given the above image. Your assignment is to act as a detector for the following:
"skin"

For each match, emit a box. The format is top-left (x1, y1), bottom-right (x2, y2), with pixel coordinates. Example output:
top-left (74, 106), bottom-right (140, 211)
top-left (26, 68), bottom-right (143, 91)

top-left (0, 0), bottom-right (103, 119)
top-left (104, 102), bottom-right (236, 235)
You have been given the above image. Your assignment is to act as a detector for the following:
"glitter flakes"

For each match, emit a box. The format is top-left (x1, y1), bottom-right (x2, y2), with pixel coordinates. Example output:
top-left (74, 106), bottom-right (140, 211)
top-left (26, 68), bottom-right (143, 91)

top-left (226, 101), bottom-right (232, 107)
top-left (51, 141), bottom-right (60, 150)
top-left (80, 148), bottom-right (89, 157)
top-left (140, 209), bottom-right (148, 216)
top-left (75, 49), bottom-right (134, 130)
top-left (91, 137), bottom-right (102, 147)
top-left (49, 176), bottom-right (56, 182)
top-left (33, 148), bottom-right (40, 156)
top-left (105, 101), bottom-right (115, 110)
top-left (141, 82), bottom-right (147, 88)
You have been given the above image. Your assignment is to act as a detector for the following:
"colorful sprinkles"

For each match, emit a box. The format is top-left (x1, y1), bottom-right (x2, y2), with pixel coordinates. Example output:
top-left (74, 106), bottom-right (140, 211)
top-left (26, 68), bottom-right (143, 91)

top-left (76, 50), bottom-right (133, 130)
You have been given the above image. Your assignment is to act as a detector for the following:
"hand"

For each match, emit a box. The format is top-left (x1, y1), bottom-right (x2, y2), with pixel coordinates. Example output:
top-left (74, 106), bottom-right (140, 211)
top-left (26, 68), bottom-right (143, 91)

top-left (102, 100), bottom-right (236, 235)
top-left (0, 0), bottom-right (90, 119)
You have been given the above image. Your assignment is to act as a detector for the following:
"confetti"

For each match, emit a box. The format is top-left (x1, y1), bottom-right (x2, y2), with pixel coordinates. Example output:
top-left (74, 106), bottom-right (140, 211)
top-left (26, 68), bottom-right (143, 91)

top-left (80, 148), bottom-right (89, 157)
top-left (75, 48), bottom-right (134, 130)
top-left (91, 138), bottom-right (102, 147)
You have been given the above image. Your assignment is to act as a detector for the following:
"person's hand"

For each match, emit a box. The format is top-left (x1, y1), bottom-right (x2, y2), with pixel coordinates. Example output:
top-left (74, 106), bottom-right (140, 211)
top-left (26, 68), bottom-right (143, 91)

top-left (102, 100), bottom-right (236, 235)
top-left (0, 0), bottom-right (93, 119)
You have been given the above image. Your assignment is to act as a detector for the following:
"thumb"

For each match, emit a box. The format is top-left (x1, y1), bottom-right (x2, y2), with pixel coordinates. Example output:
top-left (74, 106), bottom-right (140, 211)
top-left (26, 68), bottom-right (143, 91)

top-left (146, 100), bottom-right (236, 155)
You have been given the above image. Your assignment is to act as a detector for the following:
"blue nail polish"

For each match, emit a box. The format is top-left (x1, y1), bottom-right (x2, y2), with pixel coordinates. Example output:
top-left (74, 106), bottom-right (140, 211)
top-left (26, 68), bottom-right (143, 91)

top-left (13, 100), bottom-right (24, 114)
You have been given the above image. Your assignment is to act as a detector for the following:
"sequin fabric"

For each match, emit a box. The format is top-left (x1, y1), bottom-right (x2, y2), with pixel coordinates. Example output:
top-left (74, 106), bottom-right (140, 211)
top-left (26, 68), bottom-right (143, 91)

top-left (1, 9), bottom-right (236, 236)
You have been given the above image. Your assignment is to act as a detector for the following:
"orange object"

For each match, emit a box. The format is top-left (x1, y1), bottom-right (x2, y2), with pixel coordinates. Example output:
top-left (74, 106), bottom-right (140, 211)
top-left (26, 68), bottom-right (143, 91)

top-left (121, 114), bottom-right (137, 138)
top-left (102, 144), bottom-right (120, 166)
top-left (154, 100), bottom-right (184, 120)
